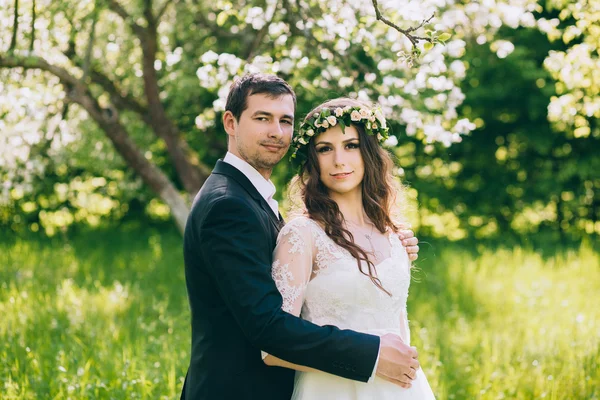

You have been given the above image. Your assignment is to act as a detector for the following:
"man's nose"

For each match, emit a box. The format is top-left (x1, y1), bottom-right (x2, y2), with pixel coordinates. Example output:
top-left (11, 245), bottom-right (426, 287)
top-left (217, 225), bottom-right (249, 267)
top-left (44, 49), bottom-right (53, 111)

top-left (268, 121), bottom-right (285, 138)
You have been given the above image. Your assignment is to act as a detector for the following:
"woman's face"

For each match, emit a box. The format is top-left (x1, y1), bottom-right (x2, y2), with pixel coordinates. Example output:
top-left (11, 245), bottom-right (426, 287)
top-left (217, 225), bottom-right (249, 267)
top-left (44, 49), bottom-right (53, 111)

top-left (314, 125), bottom-right (365, 197)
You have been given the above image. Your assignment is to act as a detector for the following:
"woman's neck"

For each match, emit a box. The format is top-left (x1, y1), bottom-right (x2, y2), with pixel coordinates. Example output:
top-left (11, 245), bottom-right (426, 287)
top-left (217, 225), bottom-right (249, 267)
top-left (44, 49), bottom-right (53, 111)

top-left (329, 189), bottom-right (369, 227)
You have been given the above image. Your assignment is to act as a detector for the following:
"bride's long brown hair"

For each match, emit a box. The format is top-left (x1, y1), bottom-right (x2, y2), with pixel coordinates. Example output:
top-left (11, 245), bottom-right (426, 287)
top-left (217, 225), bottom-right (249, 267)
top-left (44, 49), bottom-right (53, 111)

top-left (293, 98), bottom-right (404, 296)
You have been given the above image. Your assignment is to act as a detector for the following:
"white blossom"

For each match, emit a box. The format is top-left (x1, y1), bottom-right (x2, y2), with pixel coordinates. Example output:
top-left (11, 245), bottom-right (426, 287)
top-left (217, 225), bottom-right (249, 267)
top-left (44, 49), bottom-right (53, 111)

top-left (383, 135), bottom-right (398, 147)
top-left (491, 40), bottom-right (515, 58)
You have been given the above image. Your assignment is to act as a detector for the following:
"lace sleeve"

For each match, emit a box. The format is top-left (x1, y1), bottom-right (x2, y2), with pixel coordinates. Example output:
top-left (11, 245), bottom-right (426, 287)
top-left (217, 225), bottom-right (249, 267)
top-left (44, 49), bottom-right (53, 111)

top-left (271, 220), bottom-right (314, 315)
top-left (262, 219), bottom-right (314, 359)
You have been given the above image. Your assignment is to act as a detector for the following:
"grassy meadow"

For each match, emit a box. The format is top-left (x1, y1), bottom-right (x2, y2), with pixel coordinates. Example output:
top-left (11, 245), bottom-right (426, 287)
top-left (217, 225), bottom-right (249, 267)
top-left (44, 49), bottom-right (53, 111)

top-left (1, 227), bottom-right (599, 399)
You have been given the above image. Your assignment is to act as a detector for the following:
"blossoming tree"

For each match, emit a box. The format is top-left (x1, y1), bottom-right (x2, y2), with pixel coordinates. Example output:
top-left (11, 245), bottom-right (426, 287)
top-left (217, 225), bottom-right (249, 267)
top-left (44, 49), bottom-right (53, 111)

top-left (0, 0), bottom-right (540, 232)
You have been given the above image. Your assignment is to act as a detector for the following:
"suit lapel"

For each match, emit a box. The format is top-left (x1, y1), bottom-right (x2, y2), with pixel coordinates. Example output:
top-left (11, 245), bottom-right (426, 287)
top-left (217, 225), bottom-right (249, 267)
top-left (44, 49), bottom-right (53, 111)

top-left (278, 213), bottom-right (286, 229)
top-left (213, 160), bottom-right (283, 232)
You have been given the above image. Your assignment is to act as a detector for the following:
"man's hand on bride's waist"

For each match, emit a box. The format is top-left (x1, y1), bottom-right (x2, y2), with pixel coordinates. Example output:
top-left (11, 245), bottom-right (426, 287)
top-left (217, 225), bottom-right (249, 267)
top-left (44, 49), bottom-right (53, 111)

top-left (375, 333), bottom-right (419, 389)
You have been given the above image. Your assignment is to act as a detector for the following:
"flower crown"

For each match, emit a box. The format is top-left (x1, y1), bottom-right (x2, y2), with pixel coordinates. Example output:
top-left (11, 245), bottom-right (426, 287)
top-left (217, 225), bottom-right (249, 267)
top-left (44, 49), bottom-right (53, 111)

top-left (290, 104), bottom-right (391, 161)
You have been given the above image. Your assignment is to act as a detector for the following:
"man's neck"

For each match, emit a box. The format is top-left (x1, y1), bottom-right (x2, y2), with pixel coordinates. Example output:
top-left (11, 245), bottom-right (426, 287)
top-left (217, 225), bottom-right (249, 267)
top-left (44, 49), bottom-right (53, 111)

top-left (226, 151), bottom-right (273, 180)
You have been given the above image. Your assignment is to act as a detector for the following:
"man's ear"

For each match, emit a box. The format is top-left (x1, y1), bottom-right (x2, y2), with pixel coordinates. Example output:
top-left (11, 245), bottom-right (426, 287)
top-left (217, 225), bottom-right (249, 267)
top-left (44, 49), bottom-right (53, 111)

top-left (223, 111), bottom-right (237, 138)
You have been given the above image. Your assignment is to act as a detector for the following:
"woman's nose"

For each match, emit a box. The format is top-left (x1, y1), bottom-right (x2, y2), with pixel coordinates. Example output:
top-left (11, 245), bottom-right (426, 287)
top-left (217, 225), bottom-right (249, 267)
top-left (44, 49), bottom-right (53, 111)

top-left (333, 150), bottom-right (346, 167)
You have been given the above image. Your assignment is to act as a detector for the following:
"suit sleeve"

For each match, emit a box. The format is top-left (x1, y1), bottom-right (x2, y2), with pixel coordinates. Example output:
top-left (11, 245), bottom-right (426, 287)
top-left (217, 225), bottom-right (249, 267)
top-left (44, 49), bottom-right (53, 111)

top-left (195, 197), bottom-right (379, 382)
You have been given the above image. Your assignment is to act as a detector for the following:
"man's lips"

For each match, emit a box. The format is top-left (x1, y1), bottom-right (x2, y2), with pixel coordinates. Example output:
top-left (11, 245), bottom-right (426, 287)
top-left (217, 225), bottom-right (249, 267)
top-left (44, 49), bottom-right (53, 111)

top-left (261, 144), bottom-right (285, 151)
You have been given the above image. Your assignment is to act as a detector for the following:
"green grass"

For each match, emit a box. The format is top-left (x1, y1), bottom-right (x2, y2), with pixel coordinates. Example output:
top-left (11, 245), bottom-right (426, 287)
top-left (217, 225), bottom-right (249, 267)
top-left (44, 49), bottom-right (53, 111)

top-left (1, 228), bottom-right (599, 399)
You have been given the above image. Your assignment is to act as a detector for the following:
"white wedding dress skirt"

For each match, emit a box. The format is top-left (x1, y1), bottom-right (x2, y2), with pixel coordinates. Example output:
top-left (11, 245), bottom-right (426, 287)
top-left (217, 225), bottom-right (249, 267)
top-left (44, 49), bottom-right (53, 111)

top-left (271, 217), bottom-right (437, 399)
top-left (293, 367), bottom-right (434, 400)
top-left (291, 323), bottom-right (436, 400)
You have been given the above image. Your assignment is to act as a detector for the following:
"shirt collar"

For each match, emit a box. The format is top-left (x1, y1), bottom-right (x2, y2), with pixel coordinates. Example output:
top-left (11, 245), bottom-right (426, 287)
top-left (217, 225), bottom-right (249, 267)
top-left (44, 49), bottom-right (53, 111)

top-left (223, 152), bottom-right (276, 201)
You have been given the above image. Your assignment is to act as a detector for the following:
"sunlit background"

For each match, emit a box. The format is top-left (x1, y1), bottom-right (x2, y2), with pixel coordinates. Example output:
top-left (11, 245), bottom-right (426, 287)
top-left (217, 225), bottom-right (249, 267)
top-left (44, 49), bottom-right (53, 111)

top-left (1, 0), bottom-right (598, 398)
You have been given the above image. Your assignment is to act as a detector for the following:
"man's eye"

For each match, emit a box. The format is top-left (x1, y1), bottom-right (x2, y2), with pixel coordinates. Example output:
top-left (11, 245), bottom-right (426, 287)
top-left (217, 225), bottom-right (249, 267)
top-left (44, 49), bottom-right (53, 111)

top-left (256, 117), bottom-right (268, 121)
top-left (282, 120), bottom-right (293, 125)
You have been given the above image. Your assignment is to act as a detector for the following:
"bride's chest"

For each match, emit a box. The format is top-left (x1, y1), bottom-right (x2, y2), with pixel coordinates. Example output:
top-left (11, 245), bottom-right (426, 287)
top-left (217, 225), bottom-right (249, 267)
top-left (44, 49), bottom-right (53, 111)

top-left (304, 247), bottom-right (411, 310)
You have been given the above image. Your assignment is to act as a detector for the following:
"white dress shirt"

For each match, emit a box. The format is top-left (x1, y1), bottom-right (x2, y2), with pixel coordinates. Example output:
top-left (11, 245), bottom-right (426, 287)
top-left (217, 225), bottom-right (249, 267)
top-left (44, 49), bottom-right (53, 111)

top-left (223, 152), bottom-right (380, 381)
top-left (223, 152), bottom-right (279, 218)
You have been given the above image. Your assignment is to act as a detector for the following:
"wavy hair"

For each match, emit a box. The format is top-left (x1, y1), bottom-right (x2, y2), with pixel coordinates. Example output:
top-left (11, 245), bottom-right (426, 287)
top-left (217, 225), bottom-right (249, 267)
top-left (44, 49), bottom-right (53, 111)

top-left (291, 98), bottom-right (406, 296)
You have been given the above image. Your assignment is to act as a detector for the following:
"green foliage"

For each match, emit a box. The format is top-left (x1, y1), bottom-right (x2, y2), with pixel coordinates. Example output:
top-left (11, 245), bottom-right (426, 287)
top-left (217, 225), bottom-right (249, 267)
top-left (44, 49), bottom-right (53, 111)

top-left (1, 230), bottom-right (598, 398)
top-left (397, 22), bottom-right (600, 241)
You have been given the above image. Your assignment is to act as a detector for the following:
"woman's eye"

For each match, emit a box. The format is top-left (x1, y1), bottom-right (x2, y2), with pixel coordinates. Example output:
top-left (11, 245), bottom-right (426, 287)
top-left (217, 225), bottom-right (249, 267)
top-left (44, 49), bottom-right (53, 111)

top-left (347, 142), bottom-right (360, 149)
top-left (316, 146), bottom-right (331, 153)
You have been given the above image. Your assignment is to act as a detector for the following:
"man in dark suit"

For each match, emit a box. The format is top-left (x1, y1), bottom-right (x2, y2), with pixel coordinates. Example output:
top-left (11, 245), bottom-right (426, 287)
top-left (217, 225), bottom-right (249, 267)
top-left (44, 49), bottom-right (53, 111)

top-left (181, 74), bottom-right (421, 399)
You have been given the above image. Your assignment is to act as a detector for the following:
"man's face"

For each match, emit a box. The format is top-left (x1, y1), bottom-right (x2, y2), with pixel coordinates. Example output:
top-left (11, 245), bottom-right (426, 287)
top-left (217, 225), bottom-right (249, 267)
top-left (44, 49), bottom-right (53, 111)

top-left (224, 93), bottom-right (295, 178)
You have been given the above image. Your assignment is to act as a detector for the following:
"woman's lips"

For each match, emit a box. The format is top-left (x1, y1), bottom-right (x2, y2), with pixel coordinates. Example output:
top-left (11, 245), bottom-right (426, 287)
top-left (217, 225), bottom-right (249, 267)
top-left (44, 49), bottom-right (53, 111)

top-left (330, 172), bottom-right (353, 179)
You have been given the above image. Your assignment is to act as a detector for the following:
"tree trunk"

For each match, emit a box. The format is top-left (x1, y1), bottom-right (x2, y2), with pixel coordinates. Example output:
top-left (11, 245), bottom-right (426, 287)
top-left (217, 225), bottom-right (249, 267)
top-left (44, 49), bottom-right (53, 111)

top-left (0, 54), bottom-right (194, 233)
top-left (69, 86), bottom-right (190, 233)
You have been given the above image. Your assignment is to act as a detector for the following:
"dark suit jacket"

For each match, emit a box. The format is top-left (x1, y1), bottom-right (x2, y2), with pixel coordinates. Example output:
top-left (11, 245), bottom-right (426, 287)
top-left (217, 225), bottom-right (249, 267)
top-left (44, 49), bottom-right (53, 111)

top-left (181, 160), bottom-right (380, 400)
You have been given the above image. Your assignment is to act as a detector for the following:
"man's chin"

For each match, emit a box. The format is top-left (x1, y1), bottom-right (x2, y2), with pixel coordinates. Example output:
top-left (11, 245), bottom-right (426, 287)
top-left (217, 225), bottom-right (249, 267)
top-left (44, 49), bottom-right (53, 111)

top-left (247, 154), bottom-right (285, 172)
top-left (259, 152), bottom-right (286, 165)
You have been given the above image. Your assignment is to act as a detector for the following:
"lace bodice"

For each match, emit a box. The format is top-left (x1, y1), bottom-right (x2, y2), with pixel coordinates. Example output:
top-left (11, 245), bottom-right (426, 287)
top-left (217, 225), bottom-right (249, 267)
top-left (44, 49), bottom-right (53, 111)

top-left (271, 216), bottom-right (412, 344)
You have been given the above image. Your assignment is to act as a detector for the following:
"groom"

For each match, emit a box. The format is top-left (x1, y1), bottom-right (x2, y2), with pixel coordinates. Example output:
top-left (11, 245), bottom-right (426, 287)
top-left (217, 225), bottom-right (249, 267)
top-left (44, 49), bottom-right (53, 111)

top-left (181, 73), bottom-right (421, 399)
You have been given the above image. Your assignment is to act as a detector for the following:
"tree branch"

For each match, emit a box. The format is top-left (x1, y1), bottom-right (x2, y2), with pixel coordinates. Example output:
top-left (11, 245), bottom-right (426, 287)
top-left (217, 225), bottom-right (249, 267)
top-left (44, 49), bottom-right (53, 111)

top-left (283, 0), bottom-right (371, 75)
top-left (9, 0), bottom-right (19, 52)
top-left (65, 16), bottom-right (77, 59)
top-left (90, 69), bottom-right (149, 115)
top-left (82, 4), bottom-right (99, 84)
top-left (59, 46), bottom-right (149, 118)
top-left (143, 0), bottom-right (155, 28)
top-left (105, 0), bottom-right (146, 37)
top-left (0, 53), bottom-right (80, 87)
top-left (244, 0), bottom-right (280, 61)
top-left (157, 0), bottom-right (176, 21)
top-left (194, 9), bottom-right (240, 39)
top-left (371, 0), bottom-right (434, 47)
top-left (29, 0), bottom-right (35, 52)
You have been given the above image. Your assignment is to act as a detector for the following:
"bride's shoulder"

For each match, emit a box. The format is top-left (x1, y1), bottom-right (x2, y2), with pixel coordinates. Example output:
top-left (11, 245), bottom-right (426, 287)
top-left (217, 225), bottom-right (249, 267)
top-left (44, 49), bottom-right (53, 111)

top-left (285, 214), bottom-right (316, 227)
top-left (279, 215), bottom-right (322, 239)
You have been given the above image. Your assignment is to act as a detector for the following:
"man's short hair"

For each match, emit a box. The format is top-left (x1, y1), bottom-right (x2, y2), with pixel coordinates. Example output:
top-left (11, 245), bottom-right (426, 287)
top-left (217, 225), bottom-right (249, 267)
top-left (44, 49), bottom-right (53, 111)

top-left (225, 73), bottom-right (296, 121)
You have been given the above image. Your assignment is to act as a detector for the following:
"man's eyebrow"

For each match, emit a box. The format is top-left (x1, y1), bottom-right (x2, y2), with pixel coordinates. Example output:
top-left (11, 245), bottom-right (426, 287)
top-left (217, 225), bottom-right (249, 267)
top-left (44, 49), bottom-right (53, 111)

top-left (315, 138), bottom-right (359, 146)
top-left (252, 110), bottom-right (294, 120)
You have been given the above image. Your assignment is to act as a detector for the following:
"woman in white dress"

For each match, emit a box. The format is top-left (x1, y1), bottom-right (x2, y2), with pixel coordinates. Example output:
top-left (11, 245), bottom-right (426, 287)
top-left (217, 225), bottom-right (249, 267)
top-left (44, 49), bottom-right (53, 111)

top-left (262, 98), bottom-right (436, 399)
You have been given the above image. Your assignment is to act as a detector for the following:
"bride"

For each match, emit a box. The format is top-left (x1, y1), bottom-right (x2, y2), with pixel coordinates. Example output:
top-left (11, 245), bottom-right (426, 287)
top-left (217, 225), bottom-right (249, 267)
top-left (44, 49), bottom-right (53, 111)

top-left (262, 98), bottom-right (436, 399)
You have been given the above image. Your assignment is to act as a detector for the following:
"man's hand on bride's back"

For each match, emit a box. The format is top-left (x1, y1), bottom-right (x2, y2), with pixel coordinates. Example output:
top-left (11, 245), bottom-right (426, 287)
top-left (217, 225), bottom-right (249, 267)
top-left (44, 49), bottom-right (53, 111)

top-left (376, 333), bottom-right (419, 389)
top-left (399, 230), bottom-right (419, 262)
